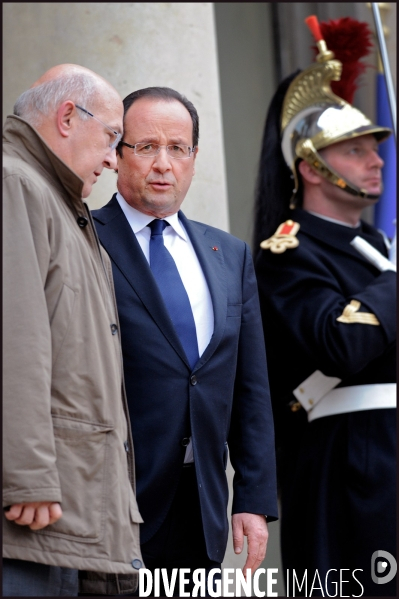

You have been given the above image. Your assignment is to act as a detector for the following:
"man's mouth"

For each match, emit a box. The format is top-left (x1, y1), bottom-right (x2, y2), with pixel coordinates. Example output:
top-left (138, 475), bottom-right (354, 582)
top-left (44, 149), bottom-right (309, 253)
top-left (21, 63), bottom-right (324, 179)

top-left (149, 181), bottom-right (172, 190)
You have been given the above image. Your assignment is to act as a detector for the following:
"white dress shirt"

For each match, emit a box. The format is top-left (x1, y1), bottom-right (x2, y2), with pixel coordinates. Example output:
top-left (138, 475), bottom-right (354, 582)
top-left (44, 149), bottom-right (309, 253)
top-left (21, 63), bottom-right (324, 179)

top-left (116, 192), bottom-right (214, 463)
top-left (116, 192), bottom-right (214, 356)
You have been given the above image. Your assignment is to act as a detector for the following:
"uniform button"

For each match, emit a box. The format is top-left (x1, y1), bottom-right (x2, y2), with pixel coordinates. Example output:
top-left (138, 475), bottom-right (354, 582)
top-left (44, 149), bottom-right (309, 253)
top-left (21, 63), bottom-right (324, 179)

top-left (181, 437), bottom-right (190, 447)
top-left (124, 441), bottom-right (129, 453)
top-left (110, 324), bottom-right (118, 335)
top-left (190, 375), bottom-right (197, 386)
top-left (131, 559), bottom-right (142, 569)
top-left (77, 216), bottom-right (89, 228)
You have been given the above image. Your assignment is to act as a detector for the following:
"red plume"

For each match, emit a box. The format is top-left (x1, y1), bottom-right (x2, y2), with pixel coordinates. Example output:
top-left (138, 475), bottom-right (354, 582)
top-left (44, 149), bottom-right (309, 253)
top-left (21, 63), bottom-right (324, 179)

top-left (305, 15), bottom-right (323, 42)
top-left (310, 17), bottom-right (374, 104)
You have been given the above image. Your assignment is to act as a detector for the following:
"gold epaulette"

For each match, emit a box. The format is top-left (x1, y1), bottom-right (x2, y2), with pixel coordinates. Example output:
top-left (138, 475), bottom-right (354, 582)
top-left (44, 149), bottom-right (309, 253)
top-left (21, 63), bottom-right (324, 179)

top-left (260, 220), bottom-right (300, 254)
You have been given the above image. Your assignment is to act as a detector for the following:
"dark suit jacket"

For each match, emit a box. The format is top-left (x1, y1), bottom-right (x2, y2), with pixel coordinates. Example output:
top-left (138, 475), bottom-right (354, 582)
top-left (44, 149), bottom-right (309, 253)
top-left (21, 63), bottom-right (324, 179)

top-left (93, 194), bottom-right (277, 562)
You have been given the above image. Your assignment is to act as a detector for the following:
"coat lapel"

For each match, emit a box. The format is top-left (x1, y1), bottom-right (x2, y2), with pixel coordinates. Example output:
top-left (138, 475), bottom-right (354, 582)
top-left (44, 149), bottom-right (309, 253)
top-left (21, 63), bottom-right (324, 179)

top-left (93, 195), bottom-right (190, 368)
top-left (178, 212), bottom-right (228, 371)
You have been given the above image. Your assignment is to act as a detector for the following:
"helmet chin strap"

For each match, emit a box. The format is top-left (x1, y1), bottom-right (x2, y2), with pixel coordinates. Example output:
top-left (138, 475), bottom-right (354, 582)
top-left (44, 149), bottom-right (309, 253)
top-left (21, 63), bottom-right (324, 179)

top-left (296, 139), bottom-right (382, 201)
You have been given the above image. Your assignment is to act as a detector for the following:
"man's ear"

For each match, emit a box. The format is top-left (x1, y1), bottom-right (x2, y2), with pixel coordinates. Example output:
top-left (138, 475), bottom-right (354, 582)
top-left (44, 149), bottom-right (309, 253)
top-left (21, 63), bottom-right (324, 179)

top-left (57, 101), bottom-right (76, 138)
top-left (298, 159), bottom-right (323, 185)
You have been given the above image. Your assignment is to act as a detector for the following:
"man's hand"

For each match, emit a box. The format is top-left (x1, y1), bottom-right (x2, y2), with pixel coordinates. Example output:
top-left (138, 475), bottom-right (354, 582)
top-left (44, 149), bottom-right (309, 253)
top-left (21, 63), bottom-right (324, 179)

top-left (232, 512), bottom-right (269, 575)
top-left (4, 502), bottom-right (62, 530)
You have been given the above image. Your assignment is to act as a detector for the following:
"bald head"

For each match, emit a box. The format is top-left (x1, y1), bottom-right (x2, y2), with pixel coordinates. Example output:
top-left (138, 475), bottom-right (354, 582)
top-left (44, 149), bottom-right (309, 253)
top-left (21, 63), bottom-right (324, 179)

top-left (12, 63), bottom-right (123, 198)
top-left (14, 63), bottom-right (120, 128)
top-left (32, 63), bottom-right (113, 91)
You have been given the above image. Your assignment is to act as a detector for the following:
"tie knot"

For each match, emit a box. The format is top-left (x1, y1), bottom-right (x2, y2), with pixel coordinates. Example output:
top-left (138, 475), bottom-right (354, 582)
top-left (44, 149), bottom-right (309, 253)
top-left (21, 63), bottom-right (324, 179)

top-left (149, 219), bottom-right (168, 236)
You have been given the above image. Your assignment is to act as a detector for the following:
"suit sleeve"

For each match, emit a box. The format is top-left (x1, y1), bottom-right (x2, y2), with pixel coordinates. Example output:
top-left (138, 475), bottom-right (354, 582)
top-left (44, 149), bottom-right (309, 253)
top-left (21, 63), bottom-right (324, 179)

top-left (256, 243), bottom-right (396, 379)
top-left (228, 243), bottom-right (278, 520)
top-left (3, 171), bottom-right (61, 507)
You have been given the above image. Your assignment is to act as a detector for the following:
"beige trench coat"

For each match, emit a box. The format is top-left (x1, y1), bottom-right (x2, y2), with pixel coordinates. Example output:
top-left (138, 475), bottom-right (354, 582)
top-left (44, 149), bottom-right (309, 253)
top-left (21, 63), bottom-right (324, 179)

top-left (3, 116), bottom-right (143, 594)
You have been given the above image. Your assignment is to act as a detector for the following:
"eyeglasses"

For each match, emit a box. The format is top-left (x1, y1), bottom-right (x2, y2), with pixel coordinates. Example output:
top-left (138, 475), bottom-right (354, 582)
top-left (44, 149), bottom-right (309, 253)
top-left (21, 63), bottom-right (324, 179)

top-left (75, 105), bottom-right (122, 150)
top-left (119, 141), bottom-right (196, 159)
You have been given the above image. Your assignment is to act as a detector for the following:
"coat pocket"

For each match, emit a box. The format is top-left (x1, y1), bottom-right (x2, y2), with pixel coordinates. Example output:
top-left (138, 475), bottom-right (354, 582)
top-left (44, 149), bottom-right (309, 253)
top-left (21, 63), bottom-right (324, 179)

top-left (36, 417), bottom-right (113, 543)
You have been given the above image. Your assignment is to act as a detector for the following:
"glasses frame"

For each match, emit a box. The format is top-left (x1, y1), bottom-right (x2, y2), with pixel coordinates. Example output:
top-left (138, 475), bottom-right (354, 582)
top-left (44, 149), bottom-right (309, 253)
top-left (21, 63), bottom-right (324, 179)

top-left (118, 141), bottom-right (197, 159)
top-left (75, 105), bottom-right (122, 150)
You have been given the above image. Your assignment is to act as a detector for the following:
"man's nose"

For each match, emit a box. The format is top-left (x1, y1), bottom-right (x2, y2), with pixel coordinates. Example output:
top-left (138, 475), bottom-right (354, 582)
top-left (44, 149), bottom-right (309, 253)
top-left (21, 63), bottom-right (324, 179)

top-left (370, 149), bottom-right (384, 169)
top-left (103, 147), bottom-right (118, 170)
top-left (152, 147), bottom-right (172, 172)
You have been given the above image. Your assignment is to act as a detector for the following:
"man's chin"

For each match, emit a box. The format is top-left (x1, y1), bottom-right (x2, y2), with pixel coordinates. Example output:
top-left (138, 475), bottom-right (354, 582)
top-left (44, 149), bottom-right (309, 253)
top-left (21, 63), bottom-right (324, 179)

top-left (363, 181), bottom-right (383, 197)
top-left (81, 183), bottom-right (94, 199)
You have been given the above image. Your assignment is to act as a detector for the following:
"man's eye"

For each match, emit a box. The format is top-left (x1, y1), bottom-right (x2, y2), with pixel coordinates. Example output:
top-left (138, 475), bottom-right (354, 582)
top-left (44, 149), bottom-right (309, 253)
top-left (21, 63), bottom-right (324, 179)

top-left (136, 143), bottom-right (156, 155)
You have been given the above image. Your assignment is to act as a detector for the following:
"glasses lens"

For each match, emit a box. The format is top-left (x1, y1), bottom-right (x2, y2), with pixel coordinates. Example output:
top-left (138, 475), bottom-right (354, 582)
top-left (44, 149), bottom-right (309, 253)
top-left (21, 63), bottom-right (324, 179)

top-left (135, 143), bottom-right (158, 157)
top-left (167, 145), bottom-right (191, 159)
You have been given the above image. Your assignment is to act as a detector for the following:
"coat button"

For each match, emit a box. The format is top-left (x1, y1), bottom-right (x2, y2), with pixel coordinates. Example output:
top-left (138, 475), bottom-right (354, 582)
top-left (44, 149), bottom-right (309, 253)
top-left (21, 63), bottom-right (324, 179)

top-left (131, 559), bottom-right (142, 569)
top-left (77, 216), bottom-right (89, 228)
top-left (181, 437), bottom-right (190, 447)
top-left (124, 441), bottom-right (129, 453)
top-left (110, 324), bottom-right (118, 335)
top-left (190, 375), bottom-right (197, 386)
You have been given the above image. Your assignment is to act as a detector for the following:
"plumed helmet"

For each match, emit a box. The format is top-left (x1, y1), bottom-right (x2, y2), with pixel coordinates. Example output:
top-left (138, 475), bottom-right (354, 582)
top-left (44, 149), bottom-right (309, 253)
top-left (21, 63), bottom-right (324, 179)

top-left (253, 16), bottom-right (392, 256)
top-left (281, 15), bottom-right (391, 201)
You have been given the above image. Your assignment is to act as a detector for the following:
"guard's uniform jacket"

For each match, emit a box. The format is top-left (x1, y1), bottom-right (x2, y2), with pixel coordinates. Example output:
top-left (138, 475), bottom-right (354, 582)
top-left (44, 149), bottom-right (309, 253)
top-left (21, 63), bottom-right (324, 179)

top-left (255, 208), bottom-right (396, 597)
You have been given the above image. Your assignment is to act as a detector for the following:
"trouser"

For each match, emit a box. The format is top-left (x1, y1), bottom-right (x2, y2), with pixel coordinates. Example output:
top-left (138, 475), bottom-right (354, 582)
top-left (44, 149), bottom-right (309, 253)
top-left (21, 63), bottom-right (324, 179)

top-left (2, 558), bottom-right (78, 596)
top-left (133, 464), bottom-right (221, 597)
top-left (280, 409), bottom-right (397, 597)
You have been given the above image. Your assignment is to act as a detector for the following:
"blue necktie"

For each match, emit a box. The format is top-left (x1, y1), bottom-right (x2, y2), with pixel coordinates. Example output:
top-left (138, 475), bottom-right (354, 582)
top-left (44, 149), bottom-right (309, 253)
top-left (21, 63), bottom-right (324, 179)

top-left (149, 219), bottom-right (199, 369)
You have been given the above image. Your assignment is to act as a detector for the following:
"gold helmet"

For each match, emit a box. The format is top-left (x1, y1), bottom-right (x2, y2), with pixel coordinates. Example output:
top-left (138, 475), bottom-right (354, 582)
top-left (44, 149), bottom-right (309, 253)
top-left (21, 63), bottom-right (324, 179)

top-left (281, 15), bottom-right (391, 200)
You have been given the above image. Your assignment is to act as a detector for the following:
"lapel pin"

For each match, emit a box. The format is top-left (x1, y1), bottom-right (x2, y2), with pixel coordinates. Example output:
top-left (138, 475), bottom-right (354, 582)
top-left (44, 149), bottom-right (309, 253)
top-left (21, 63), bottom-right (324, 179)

top-left (212, 246), bottom-right (219, 251)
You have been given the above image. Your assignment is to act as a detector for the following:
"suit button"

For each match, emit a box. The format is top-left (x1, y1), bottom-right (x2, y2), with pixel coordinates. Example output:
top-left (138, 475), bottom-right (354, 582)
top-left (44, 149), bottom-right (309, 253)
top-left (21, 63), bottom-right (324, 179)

top-left (110, 324), bottom-right (118, 335)
top-left (181, 437), bottom-right (190, 447)
top-left (131, 559), bottom-right (142, 569)
top-left (77, 216), bottom-right (89, 228)
top-left (190, 375), bottom-right (197, 385)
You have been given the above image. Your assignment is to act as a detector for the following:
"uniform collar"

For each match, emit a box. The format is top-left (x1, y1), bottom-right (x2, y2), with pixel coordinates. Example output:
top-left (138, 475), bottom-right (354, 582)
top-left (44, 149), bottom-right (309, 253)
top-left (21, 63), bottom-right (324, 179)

top-left (306, 210), bottom-right (361, 229)
top-left (292, 208), bottom-right (387, 255)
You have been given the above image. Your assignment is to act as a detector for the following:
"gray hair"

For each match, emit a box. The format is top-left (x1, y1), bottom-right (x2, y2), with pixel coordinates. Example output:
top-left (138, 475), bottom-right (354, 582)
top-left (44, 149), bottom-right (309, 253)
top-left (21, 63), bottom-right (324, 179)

top-left (13, 72), bottom-right (100, 128)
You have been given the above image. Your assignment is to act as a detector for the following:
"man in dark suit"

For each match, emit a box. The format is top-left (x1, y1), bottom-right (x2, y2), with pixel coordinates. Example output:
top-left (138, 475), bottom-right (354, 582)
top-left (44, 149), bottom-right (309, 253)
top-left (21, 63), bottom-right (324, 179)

top-left (93, 87), bottom-right (278, 594)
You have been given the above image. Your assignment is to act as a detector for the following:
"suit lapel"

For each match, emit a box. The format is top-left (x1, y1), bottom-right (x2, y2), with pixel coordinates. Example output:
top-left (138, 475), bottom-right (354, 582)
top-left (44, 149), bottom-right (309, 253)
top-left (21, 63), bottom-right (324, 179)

top-left (179, 213), bottom-right (228, 370)
top-left (93, 196), bottom-right (190, 367)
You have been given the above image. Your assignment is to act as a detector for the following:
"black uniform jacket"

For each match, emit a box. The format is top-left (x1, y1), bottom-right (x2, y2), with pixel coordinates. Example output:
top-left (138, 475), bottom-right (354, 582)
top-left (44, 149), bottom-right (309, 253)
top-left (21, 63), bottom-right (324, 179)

top-left (255, 209), bottom-right (396, 442)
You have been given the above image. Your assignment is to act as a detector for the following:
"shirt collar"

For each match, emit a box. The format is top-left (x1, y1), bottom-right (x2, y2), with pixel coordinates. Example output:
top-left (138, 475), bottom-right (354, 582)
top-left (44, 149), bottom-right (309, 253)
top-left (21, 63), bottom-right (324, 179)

top-left (116, 192), bottom-right (187, 240)
top-left (306, 210), bottom-right (361, 229)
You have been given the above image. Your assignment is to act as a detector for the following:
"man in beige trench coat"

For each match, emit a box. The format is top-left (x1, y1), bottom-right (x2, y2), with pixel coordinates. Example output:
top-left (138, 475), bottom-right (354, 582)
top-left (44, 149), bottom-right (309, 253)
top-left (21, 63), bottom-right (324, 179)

top-left (3, 64), bottom-right (143, 596)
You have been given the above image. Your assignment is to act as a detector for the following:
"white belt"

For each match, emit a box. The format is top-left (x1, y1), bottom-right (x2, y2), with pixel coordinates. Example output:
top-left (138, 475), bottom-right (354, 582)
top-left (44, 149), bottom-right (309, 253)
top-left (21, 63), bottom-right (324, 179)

top-left (308, 383), bottom-right (396, 422)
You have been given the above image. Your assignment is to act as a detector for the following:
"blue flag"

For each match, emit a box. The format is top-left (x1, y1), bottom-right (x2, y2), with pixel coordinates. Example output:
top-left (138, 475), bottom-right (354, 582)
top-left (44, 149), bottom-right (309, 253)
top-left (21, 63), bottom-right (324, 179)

top-left (374, 73), bottom-right (396, 239)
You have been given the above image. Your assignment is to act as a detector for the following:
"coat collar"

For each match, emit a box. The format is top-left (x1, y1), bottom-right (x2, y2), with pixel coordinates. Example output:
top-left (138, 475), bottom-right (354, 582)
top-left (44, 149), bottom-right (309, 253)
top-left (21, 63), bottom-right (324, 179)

top-left (292, 209), bottom-right (388, 258)
top-left (93, 195), bottom-right (228, 371)
top-left (3, 115), bottom-right (84, 205)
